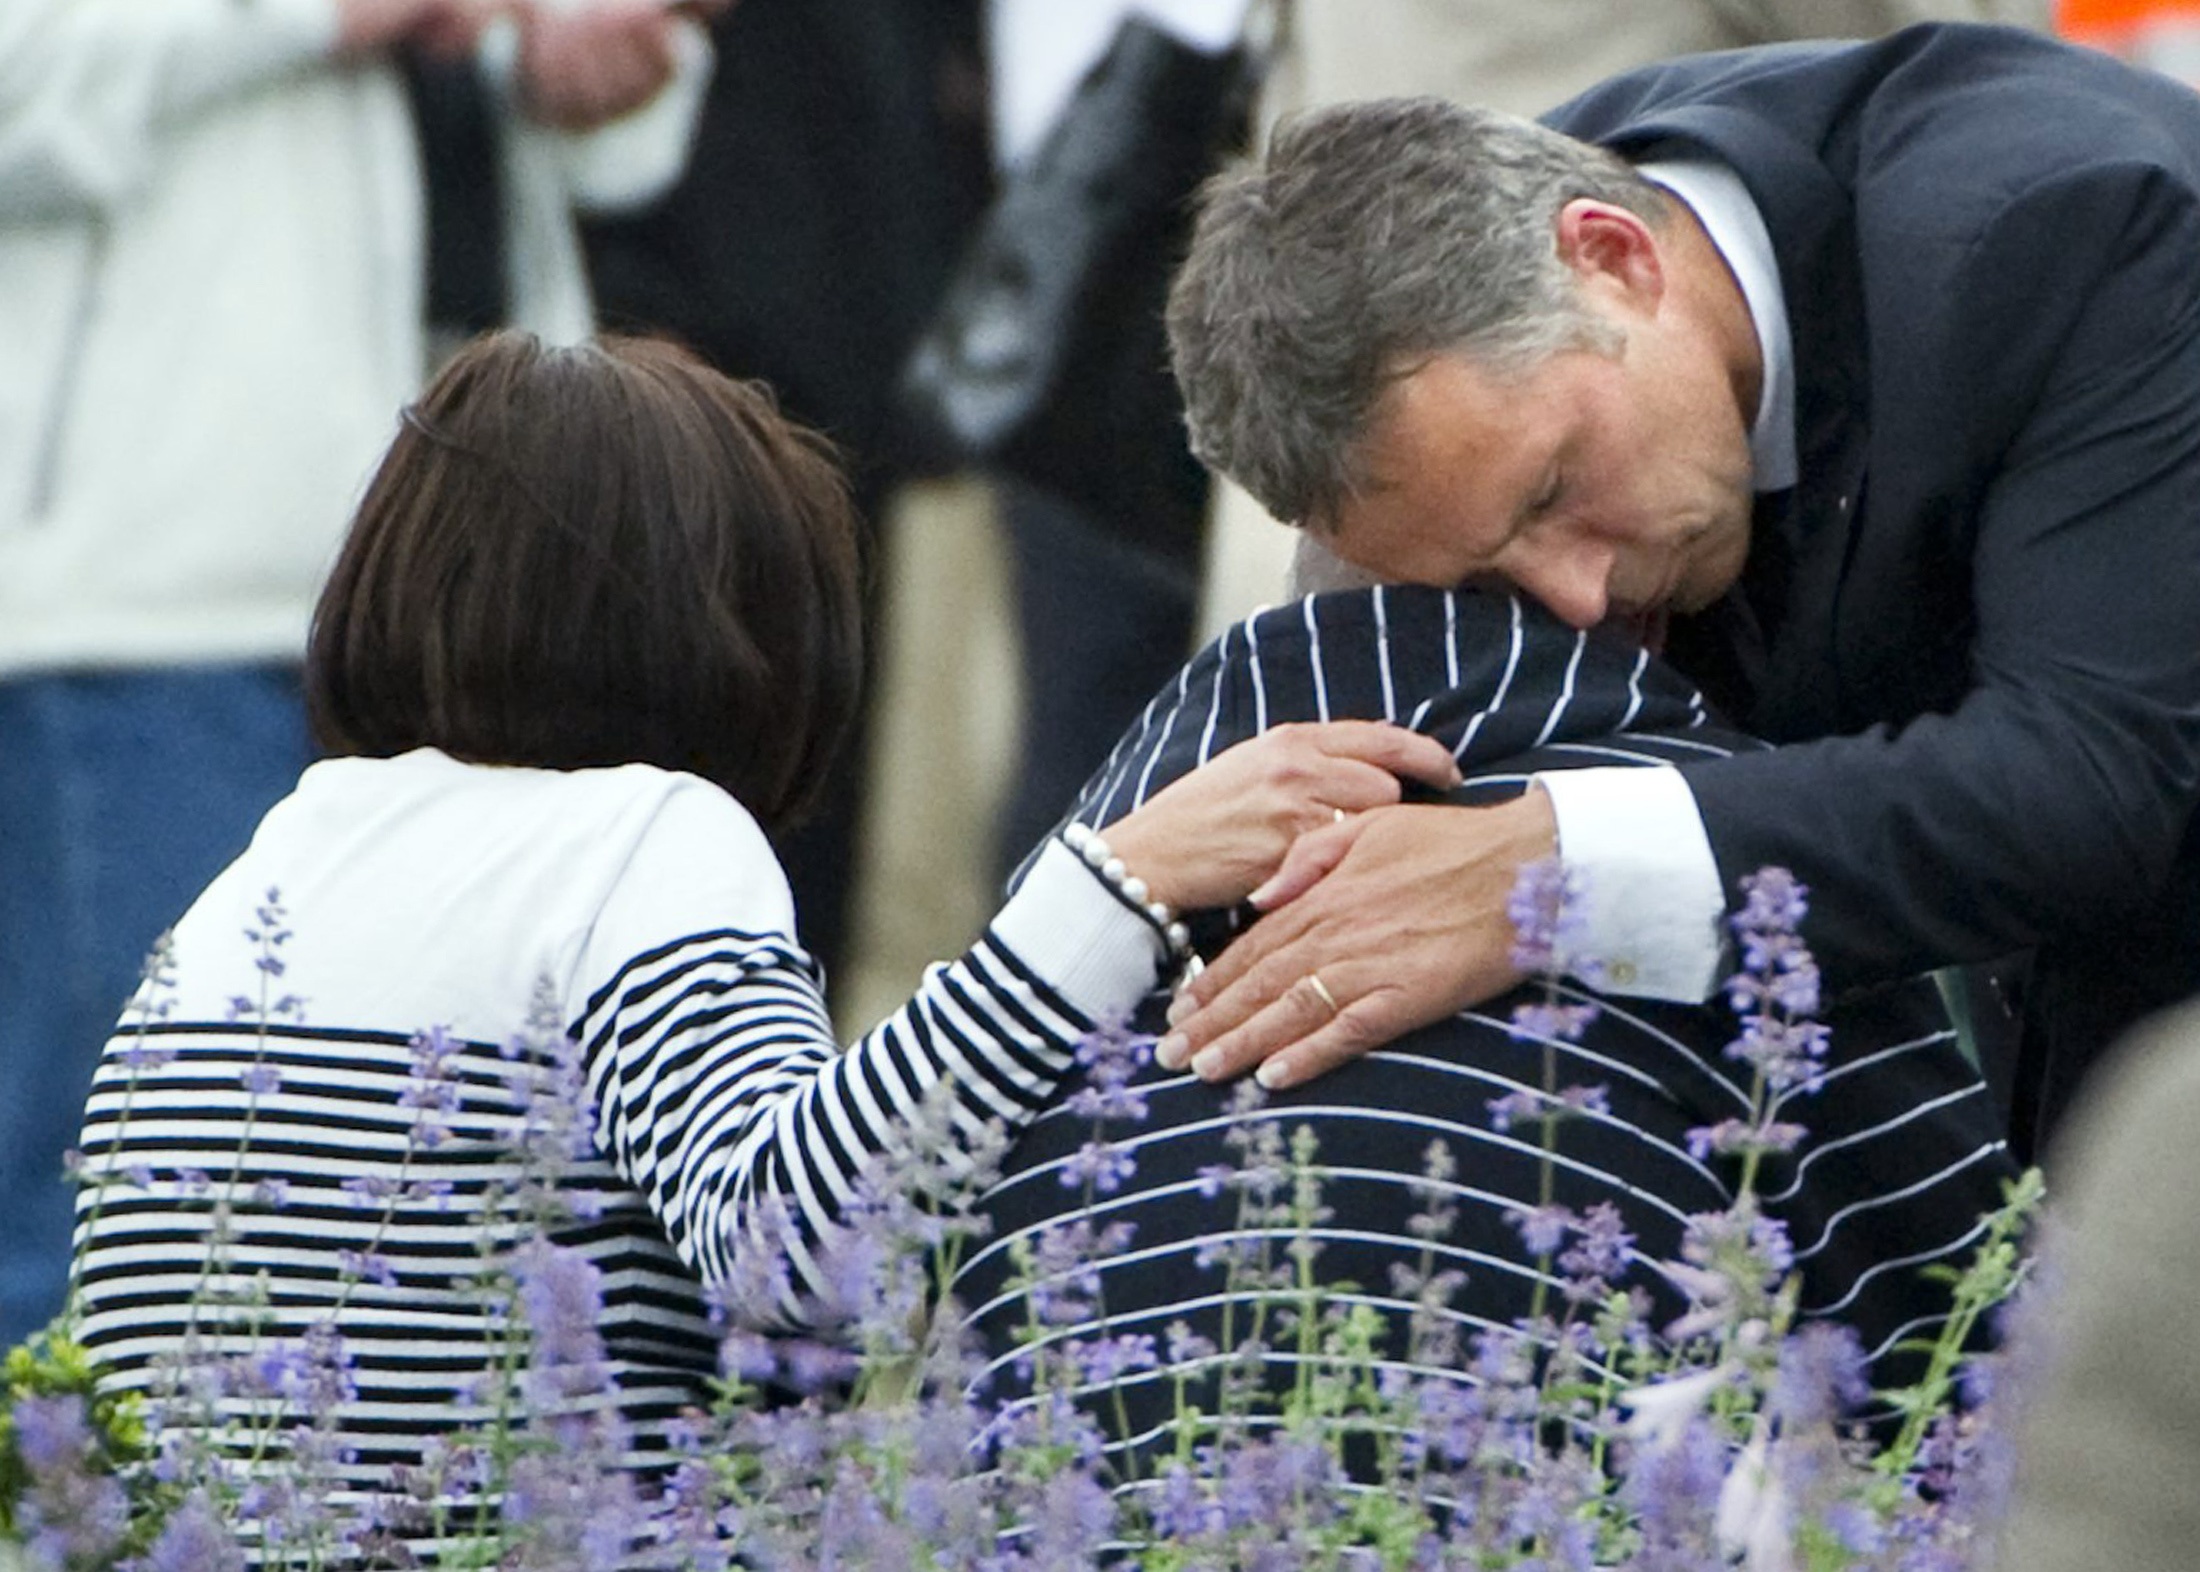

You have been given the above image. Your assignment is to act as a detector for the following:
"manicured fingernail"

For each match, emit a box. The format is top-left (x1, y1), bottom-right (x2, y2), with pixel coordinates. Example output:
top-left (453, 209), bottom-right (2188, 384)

top-left (1165, 992), bottom-right (1195, 1028)
top-left (1155, 1033), bottom-right (1190, 1070)
top-left (1256, 1057), bottom-right (1292, 1091)
top-left (1246, 880), bottom-right (1279, 910)
top-left (1191, 1047), bottom-right (1224, 1081)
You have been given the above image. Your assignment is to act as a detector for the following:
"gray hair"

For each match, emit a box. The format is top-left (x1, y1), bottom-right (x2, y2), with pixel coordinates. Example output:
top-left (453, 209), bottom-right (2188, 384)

top-left (1166, 97), bottom-right (1665, 527)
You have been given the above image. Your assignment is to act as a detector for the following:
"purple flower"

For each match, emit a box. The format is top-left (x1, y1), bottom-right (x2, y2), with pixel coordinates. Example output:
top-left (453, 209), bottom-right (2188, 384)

top-left (1687, 1117), bottom-right (1807, 1161)
top-left (1164, 1321), bottom-right (1217, 1366)
top-left (1507, 1001), bottom-right (1601, 1045)
top-left (13, 1394), bottom-right (130, 1568)
top-left (1772, 1321), bottom-right (1872, 1429)
top-left (513, 1238), bottom-right (612, 1409)
top-left (1059, 1138), bottom-right (1137, 1196)
top-left (1069, 1331), bottom-right (1158, 1385)
top-left (1507, 856), bottom-right (1587, 974)
top-left (121, 1041), bottom-right (178, 1071)
top-left (1733, 866), bottom-right (1809, 937)
top-left (1558, 1201), bottom-right (1634, 1301)
top-left (1066, 1019), bottom-right (1154, 1121)
top-left (1486, 1088), bottom-right (1546, 1132)
top-left (781, 1338), bottom-right (860, 1394)
top-left (134, 1489), bottom-right (246, 1572)
top-left (1726, 1015), bottom-right (1831, 1094)
top-left (1507, 1202), bottom-right (1575, 1258)
top-left (12, 1392), bottom-right (93, 1472)
top-left (337, 1248), bottom-right (398, 1288)
top-left (716, 1329), bottom-right (778, 1383)
top-left (239, 1062), bottom-right (283, 1097)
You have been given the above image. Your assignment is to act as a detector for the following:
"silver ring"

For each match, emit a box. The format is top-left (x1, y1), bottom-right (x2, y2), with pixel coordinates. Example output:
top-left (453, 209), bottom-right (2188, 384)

top-left (1303, 972), bottom-right (1340, 1017)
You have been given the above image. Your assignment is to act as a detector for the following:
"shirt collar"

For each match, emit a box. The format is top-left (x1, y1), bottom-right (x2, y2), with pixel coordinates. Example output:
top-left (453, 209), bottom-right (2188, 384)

top-left (1635, 157), bottom-right (1797, 494)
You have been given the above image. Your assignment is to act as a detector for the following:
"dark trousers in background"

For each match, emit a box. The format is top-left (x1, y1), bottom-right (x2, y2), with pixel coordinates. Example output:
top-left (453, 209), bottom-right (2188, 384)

top-left (0, 664), bottom-right (313, 1346)
top-left (994, 481), bottom-right (1198, 887)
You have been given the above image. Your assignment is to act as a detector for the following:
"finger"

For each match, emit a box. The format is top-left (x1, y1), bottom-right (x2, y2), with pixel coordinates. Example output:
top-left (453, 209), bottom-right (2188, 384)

top-left (1180, 965), bottom-right (1344, 1084)
top-left (1251, 997), bottom-right (1397, 1092)
top-left (1247, 818), bottom-right (1361, 910)
top-left (1156, 912), bottom-right (1309, 1065)
top-left (1303, 720), bottom-right (1462, 790)
top-left (1306, 756), bottom-right (1439, 817)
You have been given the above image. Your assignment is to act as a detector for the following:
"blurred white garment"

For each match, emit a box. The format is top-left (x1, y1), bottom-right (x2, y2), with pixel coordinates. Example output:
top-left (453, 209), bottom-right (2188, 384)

top-left (0, 0), bottom-right (709, 677)
top-left (986, 0), bottom-right (1252, 169)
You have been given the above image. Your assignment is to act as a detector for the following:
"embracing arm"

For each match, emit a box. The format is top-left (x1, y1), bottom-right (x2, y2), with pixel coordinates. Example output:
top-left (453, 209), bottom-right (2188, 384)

top-left (1685, 168), bottom-right (2200, 990)
top-left (570, 722), bottom-right (1458, 1328)
top-left (482, 0), bottom-right (713, 215)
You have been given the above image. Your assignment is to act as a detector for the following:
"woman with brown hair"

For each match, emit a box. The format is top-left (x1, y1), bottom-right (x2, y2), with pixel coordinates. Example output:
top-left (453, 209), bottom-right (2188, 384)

top-left (65, 330), bottom-right (1457, 1515)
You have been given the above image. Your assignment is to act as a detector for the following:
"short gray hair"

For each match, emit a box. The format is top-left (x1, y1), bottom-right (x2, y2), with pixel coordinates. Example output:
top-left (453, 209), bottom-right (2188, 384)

top-left (1166, 97), bottom-right (1664, 526)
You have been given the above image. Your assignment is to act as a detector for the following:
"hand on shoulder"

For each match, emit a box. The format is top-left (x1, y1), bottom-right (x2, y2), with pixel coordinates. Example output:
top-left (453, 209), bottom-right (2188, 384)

top-left (1100, 720), bottom-right (1463, 916)
top-left (1154, 787), bottom-right (1559, 1092)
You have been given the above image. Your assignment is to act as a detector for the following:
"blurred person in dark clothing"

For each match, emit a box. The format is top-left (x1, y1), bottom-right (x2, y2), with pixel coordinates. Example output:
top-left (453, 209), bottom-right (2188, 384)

top-left (583, 0), bottom-right (992, 986)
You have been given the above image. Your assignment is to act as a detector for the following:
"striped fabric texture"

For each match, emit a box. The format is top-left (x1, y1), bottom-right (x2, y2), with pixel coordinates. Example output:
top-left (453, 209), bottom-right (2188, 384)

top-left (961, 586), bottom-right (2016, 1469)
top-left (70, 749), bottom-right (1162, 1509)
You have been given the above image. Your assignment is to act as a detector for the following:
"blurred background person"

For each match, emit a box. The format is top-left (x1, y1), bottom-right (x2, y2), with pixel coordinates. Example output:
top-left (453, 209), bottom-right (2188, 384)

top-left (977, 0), bottom-right (1253, 893)
top-left (0, 0), bottom-right (710, 1348)
top-left (583, 0), bottom-right (992, 992)
top-left (1999, 996), bottom-right (2200, 1572)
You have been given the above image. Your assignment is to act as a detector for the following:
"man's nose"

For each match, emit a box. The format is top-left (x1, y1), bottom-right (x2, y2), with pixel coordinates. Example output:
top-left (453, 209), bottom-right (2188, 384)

top-left (1518, 541), bottom-right (1613, 629)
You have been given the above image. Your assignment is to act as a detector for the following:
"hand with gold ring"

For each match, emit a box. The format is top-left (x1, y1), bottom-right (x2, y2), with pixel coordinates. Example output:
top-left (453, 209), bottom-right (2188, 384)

top-left (1156, 788), bottom-right (1561, 1092)
top-left (1098, 721), bottom-right (1461, 914)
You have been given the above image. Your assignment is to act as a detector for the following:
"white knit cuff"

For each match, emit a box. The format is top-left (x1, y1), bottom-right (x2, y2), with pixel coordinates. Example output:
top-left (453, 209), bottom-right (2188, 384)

top-left (989, 837), bottom-right (1169, 1023)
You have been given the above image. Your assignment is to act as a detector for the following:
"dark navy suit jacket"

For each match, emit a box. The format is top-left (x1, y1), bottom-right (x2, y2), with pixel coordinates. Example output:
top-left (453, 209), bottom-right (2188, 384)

top-left (1546, 24), bottom-right (2200, 1151)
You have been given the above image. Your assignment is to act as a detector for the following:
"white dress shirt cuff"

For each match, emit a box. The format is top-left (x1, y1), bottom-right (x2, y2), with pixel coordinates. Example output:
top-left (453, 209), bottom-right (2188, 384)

top-left (1533, 766), bottom-right (1726, 1002)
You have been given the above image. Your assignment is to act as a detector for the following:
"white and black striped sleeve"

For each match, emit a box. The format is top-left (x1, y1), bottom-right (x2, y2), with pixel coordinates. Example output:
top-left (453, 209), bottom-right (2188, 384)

top-left (571, 802), bottom-right (1168, 1324)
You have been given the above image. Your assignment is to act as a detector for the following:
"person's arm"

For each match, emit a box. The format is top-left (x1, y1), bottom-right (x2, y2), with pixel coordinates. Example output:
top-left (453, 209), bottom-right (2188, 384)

top-left (1680, 167), bottom-right (2200, 991)
top-left (0, 0), bottom-right (479, 221)
top-left (480, 0), bottom-right (712, 215)
top-left (571, 722), bottom-right (1459, 1328)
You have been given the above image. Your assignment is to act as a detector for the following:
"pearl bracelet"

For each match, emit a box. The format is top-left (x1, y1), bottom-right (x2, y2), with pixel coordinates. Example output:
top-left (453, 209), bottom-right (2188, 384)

top-left (1061, 821), bottom-right (1192, 959)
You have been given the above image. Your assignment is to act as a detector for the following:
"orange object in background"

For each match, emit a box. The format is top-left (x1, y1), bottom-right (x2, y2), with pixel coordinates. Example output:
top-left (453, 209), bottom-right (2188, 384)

top-left (2059, 0), bottom-right (2199, 33)
top-left (2058, 0), bottom-right (2200, 80)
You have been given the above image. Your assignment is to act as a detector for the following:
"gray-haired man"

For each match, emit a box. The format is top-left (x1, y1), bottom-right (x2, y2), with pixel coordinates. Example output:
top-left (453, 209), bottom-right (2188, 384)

top-left (1154, 25), bottom-right (2200, 1162)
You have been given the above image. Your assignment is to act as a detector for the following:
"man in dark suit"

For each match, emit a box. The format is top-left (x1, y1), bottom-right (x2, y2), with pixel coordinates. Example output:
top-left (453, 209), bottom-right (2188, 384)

top-left (1155, 23), bottom-right (2200, 1159)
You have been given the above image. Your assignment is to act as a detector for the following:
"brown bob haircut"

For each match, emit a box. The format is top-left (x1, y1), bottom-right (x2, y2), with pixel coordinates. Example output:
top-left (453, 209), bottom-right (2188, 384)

top-left (305, 330), bottom-right (863, 835)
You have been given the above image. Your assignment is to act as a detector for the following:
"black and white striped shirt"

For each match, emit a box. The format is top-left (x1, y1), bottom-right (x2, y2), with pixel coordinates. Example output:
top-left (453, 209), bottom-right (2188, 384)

top-left (70, 747), bottom-right (1168, 1503)
top-left (960, 587), bottom-right (2015, 1468)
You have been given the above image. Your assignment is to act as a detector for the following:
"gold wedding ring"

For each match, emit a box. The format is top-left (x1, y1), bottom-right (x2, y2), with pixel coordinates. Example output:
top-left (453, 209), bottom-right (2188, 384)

top-left (1303, 971), bottom-right (1340, 1017)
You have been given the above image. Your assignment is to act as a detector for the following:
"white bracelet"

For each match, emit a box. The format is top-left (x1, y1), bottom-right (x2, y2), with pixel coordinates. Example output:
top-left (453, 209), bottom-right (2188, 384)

top-left (1061, 821), bottom-right (1192, 958)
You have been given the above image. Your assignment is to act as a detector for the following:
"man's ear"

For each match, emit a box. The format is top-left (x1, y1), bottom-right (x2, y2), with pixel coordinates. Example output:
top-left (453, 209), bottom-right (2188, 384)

top-left (1555, 199), bottom-right (1665, 309)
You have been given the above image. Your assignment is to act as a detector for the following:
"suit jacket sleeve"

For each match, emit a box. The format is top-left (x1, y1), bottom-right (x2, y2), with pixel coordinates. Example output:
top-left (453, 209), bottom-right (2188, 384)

top-left (1680, 157), bottom-right (2200, 990)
